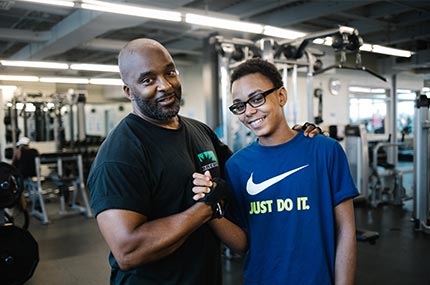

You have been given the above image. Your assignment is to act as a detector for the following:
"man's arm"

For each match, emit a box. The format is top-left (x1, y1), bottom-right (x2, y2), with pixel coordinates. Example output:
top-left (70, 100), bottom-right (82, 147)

top-left (96, 202), bottom-right (213, 271)
top-left (192, 171), bottom-right (248, 254)
top-left (334, 198), bottom-right (357, 285)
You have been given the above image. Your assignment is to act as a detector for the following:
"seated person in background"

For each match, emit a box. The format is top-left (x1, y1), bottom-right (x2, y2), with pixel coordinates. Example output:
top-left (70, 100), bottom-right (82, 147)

top-left (12, 137), bottom-right (39, 179)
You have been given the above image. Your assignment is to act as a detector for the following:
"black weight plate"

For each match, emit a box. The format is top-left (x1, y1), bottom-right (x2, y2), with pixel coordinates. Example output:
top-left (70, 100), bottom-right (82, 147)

top-left (0, 224), bottom-right (39, 285)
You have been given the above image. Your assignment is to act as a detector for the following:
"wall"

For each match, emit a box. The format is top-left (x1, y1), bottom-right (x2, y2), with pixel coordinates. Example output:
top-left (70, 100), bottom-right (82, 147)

top-left (176, 61), bottom-right (205, 122)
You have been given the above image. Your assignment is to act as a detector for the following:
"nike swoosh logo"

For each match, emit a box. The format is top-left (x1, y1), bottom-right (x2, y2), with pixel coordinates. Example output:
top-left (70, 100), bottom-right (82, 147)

top-left (246, 164), bottom-right (309, 195)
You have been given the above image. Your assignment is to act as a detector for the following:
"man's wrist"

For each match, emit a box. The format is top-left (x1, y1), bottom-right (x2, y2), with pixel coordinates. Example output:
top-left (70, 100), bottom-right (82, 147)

top-left (211, 201), bottom-right (224, 219)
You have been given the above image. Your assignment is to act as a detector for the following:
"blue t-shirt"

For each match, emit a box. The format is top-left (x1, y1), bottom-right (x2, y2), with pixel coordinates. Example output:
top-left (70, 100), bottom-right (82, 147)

top-left (225, 132), bottom-right (358, 285)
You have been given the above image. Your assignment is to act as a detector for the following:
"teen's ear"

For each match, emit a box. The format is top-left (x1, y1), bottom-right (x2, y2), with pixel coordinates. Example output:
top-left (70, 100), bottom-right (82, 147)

top-left (279, 86), bottom-right (288, 106)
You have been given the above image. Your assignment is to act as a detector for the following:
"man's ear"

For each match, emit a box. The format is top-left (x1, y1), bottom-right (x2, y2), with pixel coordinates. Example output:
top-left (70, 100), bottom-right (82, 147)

top-left (123, 85), bottom-right (132, 100)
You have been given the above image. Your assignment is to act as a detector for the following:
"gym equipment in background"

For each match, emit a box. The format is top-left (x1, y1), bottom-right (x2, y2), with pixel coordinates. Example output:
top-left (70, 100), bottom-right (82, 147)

top-left (412, 93), bottom-right (430, 234)
top-left (0, 162), bottom-right (39, 285)
top-left (367, 135), bottom-right (407, 207)
top-left (344, 124), bottom-right (369, 201)
top-left (29, 152), bottom-right (93, 224)
top-left (344, 124), bottom-right (379, 244)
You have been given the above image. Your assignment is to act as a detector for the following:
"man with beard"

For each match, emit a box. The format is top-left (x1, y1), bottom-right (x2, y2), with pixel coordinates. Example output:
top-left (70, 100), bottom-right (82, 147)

top-left (87, 38), bottom-right (321, 284)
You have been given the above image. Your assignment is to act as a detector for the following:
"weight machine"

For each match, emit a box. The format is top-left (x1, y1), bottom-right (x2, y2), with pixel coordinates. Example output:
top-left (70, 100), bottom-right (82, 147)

top-left (344, 124), bottom-right (369, 201)
top-left (412, 93), bottom-right (430, 233)
top-left (209, 25), bottom-right (386, 149)
top-left (344, 124), bottom-right (380, 244)
top-left (367, 137), bottom-right (407, 207)
top-left (3, 90), bottom-right (88, 151)
top-left (28, 152), bottom-right (93, 224)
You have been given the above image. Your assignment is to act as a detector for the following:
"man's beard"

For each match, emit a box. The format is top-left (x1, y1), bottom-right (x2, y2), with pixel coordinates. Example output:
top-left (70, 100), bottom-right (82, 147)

top-left (133, 89), bottom-right (181, 121)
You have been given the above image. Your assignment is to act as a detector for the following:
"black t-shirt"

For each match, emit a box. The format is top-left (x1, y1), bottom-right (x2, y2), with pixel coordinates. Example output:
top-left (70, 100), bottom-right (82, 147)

top-left (87, 113), bottom-right (232, 285)
top-left (13, 147), bottom-right (39, 178)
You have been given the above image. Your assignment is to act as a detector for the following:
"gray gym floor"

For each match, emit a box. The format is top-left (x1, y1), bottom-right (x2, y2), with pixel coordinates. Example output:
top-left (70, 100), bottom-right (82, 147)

top-left (20, 163), bottom-right (429, 285)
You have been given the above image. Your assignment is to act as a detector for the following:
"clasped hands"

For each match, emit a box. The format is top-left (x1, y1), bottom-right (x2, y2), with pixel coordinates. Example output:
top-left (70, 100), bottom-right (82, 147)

top-left (192, 171), bottom-right (228, 219)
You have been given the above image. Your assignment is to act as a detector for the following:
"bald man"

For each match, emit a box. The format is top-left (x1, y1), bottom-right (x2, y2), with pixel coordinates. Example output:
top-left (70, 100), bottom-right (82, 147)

top-left (87, 38), bottom-right (235, 284)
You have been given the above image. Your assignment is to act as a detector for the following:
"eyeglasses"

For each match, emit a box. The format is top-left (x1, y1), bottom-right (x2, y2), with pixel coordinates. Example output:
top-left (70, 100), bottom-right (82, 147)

top-left (229, 86), bottom-right (280, 115)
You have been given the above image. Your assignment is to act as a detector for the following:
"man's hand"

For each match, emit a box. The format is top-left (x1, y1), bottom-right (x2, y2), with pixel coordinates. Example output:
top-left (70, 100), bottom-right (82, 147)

top-left (292, 122), bottom-right (328, 138)
top-left (192, 171), bottom-right (228, 219)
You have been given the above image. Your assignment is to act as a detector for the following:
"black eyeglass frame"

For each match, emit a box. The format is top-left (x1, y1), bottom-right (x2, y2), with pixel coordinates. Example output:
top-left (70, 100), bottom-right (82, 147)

top-left (229, 86), bottom-right (281, 115)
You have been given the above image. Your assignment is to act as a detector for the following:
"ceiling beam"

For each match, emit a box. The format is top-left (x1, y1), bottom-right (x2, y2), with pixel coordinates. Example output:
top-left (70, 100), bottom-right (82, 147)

top-left (10, 9), bottom-right (145, 60)
top-left (0, 28), bottom-right (50, 42)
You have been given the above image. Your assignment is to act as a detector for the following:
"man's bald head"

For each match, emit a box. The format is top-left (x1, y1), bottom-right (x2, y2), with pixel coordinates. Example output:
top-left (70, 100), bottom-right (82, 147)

top-left (118, 38), bottom-right (173, 85)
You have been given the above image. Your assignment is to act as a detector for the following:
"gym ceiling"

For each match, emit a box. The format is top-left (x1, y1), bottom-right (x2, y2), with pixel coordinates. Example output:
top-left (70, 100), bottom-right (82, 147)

top-left (0, 0), bottom-right (429, 78)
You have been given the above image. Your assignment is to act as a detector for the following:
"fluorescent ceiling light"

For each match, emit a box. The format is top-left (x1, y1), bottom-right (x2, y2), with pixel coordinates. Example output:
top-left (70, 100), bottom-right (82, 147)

top-left (16, 0), bottom-right (75, 7)
top-left (16, 1), bottom-right (414, 58)
top-left (359, 43), bottom-right (372, 52)
top-left (366, 45), bottom-right (412, 58)
top-left (89, 78), bottom-right (123, 85)
top-left (40, 77), bottom-right (90, 84)
top-left (185, 13), bottom-right (263, 34)
top-left (312, 38), bottom-right (412, 58)
top-left (263, 26), bottom-right (306, 39)
top-left (0, 75), bottom-right (125, 86)
top-left (1, 60), bottom-right (69, 69)
top-left (81, 0), bottom-right (181, 22)
top-left (0, 75), bottom-right (39, 82)
top-left (70, 63), bottom-right (119, 72)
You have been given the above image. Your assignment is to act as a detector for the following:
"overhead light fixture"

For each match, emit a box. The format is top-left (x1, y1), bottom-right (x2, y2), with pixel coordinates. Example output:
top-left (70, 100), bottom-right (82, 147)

top-left (81, 0), bottom-right (181, 22)
top-left (185, 13), bottom-right (263, 34)
top-left (40, 77), bottom-right (90, 84)
top-left (312, 38), bottom-right (412, 58)
top-left (0, 75), bottom-right (39, 82)
top-left (366, 45), bottom-right (413, 58)
top-left (263, 26), bottom-right (306, 39)
top-left (16, 0), bottom-right (75, 7)
top-left (16, 1), bottom-right (414, 59)
top-left (89, 78), bottom-right (123, 85)
top-left (70, 63), bottom-right (119, 72)
top-left (0, 60), bottom-right (69, 69)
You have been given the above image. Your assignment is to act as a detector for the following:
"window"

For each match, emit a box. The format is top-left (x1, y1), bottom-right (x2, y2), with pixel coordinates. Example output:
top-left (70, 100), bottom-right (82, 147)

top-left (349, 87), bottom-right (387, 134)
top-left (348, 86), bottom-right (417, 136)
